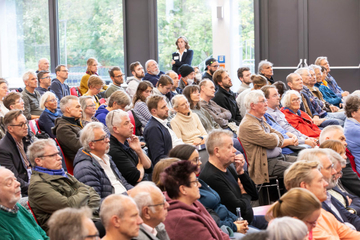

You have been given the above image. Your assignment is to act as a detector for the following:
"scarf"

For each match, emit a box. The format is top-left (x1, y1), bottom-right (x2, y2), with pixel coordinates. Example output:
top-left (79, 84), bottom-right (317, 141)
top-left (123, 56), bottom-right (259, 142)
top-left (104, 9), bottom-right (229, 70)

top-left (44, 108), bottom-right (59, 117)
top-left (34, 166), bottom-right (68, 178)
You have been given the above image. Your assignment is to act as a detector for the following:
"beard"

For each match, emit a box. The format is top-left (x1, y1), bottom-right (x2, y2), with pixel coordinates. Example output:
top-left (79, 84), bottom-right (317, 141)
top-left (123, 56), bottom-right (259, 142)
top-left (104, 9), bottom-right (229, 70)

top-left (136, 72), bottom-right (145, 79)
top-left (326, 176), bottom-right (338, 190)
top-left (209, 69), bottom-right (215, 75)
top-left (150, 69), bottom-right (160, 76)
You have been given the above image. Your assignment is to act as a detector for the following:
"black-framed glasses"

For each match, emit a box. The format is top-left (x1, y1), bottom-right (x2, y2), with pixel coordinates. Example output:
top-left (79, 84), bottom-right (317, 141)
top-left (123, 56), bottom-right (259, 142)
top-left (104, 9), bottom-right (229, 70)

top-left (148, 198), bottom-right (167, 208)
top-left (10, 121), bottom-right (28, 128)
top-left (40, 152), bottom-right (61, 159)
top-left (189, 178), bottom-right (200, 187)
top-left (92, 135), bottom-right (109, 143)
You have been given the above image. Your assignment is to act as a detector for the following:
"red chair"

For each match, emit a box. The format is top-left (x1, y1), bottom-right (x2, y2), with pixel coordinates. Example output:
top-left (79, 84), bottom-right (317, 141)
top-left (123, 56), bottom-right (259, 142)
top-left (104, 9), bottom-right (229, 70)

top-left (27, 201), bottom-right (38, 224)
top-left (346, 148), bottom-right (360, 178)
top-left (55, 138), bottom-right (73, 175)
top-left (35, 119), bottom-right (41, 132)
top-left (70, 86), bottom-right (82, 97)
top-left (128, 110), bottom-right (136, 135)
top-left (28, 120), bottom-right (39, 135)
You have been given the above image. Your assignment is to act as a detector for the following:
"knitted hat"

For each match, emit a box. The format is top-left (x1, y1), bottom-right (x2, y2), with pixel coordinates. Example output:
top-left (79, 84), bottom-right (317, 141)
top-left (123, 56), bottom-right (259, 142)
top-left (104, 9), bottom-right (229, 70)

top-left (205, 58), bottom-right (217, 70)
top-left (178, 64), bottom-right (194, 78)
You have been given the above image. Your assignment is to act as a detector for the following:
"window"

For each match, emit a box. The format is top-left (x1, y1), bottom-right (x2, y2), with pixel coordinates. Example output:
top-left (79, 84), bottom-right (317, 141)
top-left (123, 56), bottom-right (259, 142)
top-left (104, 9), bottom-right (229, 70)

top-left (58, 0), bottom-right (125, 86)
top-left (157, 0), bottom-right (213, 72)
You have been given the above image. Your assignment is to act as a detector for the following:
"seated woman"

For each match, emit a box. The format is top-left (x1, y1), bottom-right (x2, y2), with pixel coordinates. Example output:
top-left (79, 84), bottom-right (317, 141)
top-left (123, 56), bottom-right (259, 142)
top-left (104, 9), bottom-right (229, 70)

top-left (133, 81), bottom-right (154, 129)
top-left (83, 75), bottom-right (105, 109)
top-left (280, 90), bottom-right (321, 138)
top-left (38, 92), bottom-right (61, 138)
top-left (267, 217), bottom-right (308, 240)
top-left (0, 78), bottom-right (9, 117)
top-left (161, 160), bottom-right (230, 240)
top-left (170, 95), bottom-right (207, 145)
top-left (168, 144), bottom-right (254, 239)
top-left (183, 85), bottom-right (221, 132)
top-left (344, 94), bottom-right (360, 174)
top-left (153, 75), bottom-right (174, 116)
top-left (266, 188), bottom-right (321, 240)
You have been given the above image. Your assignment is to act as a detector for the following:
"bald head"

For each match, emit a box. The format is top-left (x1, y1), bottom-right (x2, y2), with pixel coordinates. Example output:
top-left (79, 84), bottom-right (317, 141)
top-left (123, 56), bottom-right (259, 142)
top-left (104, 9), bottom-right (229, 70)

top-left (38, 58), bottom-right (50, 71)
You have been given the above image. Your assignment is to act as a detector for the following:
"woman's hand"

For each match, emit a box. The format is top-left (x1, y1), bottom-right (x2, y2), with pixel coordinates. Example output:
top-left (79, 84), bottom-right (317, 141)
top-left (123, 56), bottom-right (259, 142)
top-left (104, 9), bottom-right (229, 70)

top-left (234, 220), bottom-right (249, 234)
top-left (171, 60), bottom-right (175, 65)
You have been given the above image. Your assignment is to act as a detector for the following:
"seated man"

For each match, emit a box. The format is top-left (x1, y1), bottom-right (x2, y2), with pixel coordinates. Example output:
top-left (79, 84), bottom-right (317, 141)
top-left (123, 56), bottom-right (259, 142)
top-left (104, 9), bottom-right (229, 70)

top-left (284, 160), bottom-right (360, 239)
top-left (3, 92), bottom-right (25, 111)
top-left (165, 70), bottom-right (181, 100)
top-left (49, 65), bottom-right (70, 103)
top-left (126, 61), bottom-right (145, 99)
top-left (319, 125), bottom-right (360, 197)
top-left (199, 130), bottom-right (258, 225)
top-left (315, 56), bottom-right (349, 98)
top-left (106, 109), bottom-right (152, 186)
top-left (21, 71), bottom-right (43, 119)
top-left (236, 67), bottom-right (252, 95)
top-left (48, 207), bottom-right (98, 240)
top-left (0, 110), bottom-right (33, 196)
top-left (36, 58), bottom-right (49, 73)
top-left (105, 66), bottom-right (125, 98)
top-left (143, 95), bottom-right (183, 166)
top-left (298, 149), bottom-right (360, 231)
top-left (35, 70), bottom-right (51, 96)
top-left (170, 95), bottom-right (207, 145)
top-left (73, 122), bottom-right (133, 199)
top-left (258, 60), bottom-right (275, 84)
top-left (143, 59), bottom-right (164, 87)
top-left (0, 166), bottom-right (48, 239)
top-left (100, 194), bottom-right (143, 240)
top-left (95, 90), bottom-right (131, 126)
top-left (202, 58), bottom-right (219, 83)
top-left (28, 139), bottom-right (101, 232)
top-left (129, 181), bottom-right (170, 240)
top-left (178, 64), bottom-right (195, 90)
top-left (153, 75), bottom-right (174, 113)
top-left (262, 85), bottom-right (317, 148)
top-left (212, 69), bottom-right (242, 125)
top-left (239, 90), bottom-right (296, 185)
top-left (52, 95), bottom-right (83, 163)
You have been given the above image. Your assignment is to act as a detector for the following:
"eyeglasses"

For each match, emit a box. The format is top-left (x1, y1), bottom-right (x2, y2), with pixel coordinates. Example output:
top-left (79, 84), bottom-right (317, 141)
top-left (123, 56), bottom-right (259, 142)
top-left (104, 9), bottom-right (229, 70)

top-left (86, 104), bottom-right (96, 108)
top-left (40, 152), bottom-right (61, 159)
top-left (92, 135), bottom-right (109, 143)
top-left (46, 99), bottom-right (57, 103)
top-left (10, 121), bottom-right (28, 128)
top-left (83, 233), bottom-right (100, 240)
top-left (41, 76), bottom-right (51, 79)
top-left (190, 157), bottom-right (201, 164)
top-left (148, 198), bottom-right (167, 208)
top-left (325, 163), bottom-right (335, 171)
top-left (257, 99), bottom-right (267, 104)
top-left (291, 98), bottom-right (301, 103)
top-left (335, 170), bottom-right (343, 178)
top-left (189, 178), bottom-right (200, 187)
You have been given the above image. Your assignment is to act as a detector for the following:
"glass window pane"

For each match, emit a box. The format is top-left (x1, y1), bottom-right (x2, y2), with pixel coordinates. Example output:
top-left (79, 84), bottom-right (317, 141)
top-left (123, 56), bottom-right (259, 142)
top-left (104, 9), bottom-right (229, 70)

top-left (58, 0), bottom-right (124, 86)
top-left (157, 0), bottom-right (213, 72)
top-left (0, 0), bottom-right (50, 88)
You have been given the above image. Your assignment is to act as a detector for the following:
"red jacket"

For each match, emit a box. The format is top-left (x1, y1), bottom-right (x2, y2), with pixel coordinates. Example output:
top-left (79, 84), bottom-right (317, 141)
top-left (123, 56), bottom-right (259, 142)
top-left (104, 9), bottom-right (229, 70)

top-left (280, 107), bottom-right (321, 138)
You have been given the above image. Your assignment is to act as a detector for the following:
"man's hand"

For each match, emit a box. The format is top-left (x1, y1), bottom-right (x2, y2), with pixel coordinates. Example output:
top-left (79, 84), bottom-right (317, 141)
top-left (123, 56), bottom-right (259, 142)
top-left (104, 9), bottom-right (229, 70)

top-left (305, 138), bottom-right (317, 148)
top-left (128, 135), bottom-right (142, 154)
top-left (238, 178), bottom-right (247, 195)
top-left (330, 105), bottom-right (339, 112)
top-left (234, 154), bottom-right (245, 175)
top-left (342, 91), bottom-right (350, 97)
top-left (312, 116), bottom-right (325, 126)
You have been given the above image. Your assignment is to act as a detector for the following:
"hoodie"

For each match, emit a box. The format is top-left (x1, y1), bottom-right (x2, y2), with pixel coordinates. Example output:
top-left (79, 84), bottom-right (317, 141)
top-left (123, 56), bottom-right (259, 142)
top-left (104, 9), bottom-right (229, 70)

top-left (95, 105), bottom-right (109, 126)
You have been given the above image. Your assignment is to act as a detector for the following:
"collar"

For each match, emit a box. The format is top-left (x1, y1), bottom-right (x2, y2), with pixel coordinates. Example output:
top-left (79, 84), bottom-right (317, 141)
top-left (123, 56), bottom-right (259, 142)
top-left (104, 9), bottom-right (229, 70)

top-left (0, 204), bottom-right (19, 214)
top-left (266, 106), bottom-right (277, 112)
top-left (284, 107), bottom-right (301, 116)
top-left (34, 166), bottom-right (67, 178)
top-left (62, 116), bottom-right (81, 126)
top-left (153, 116), bottom-right (168, 126)
top-left (24, 88), bottom-right (36, 96)
top-left (218, 86), bottom-right (233, 96)
top-left (142, 223), bottom-right (158, 236)
top-left (246, 113), bottom-right (263, 122)
top-left (176, 49), bottom-right (187, 54)
top-left (90, 152), bottom-right (110, 165)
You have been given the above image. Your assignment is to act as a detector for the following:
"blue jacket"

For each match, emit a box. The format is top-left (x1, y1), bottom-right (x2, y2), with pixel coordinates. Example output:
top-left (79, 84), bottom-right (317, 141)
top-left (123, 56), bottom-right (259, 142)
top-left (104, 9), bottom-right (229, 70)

top-left (314, 82), bottom-right (342, 107)
top-left (38, 108), bottom-right (61, 138)
top-left (143, 71), bottom-right (165, 87)
top-left (73, 148), bottom-right (133, 200)
top-left (344, 118), bottom-right (360, 173)
top-left (332, 186), bottom-right (360, 217)
top-left (198, 179), bottom-right (238, 232)
top-left (95, 105), bottom-right (109, 126)
top-left (143, 117), bottom-right (172, 166)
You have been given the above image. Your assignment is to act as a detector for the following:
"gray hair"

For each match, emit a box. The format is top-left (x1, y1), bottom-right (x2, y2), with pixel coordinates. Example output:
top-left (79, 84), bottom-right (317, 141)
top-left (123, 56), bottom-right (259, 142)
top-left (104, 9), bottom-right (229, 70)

top-left (79, 96), bottom-right (94, 119)
top-left (280, 90), bottom-right (301, 108)
top-left (100, 194), bottom-right (138, 229)
top-left (22, 70), bottom-right (37, 82)
top-left (171, 94), bottom-right (187, 109)
top-left (309, 64), bottom-right (321, 71)
top-left (297, 148), bottom-right (331, 168)
top-left (27, 139), bottom-right (57, 167)
top-left (319, 125), bottom-right (344, 144)
top-left (130, 181), bottom-right (163, 217)
top-left (244, 90), bottom-right (265, 111)
top-left (267, 217), bottom-right (308, 240)
top-left (327, 148), bottom-right (346, 167)
top-left (79, 122), bottom-right (104, 151)
top-left (294, 67), bottom-right (309, 76)
top-left (60, 95), bottom-right (78, 113)
top-left (106, 109), bottom-right (129, 134)
top-left (258, 60), bottom-right (273, 74)
top-left (48, 207), bottom-right (92, 240)
top-left (145, 59), bottom-right (156, 71)
top-left (314, 56), bottom-right (328, 66)
top-left (40, 92), bottom-right (57, 110)
top-left (206, 129), bottom-right (234, 156)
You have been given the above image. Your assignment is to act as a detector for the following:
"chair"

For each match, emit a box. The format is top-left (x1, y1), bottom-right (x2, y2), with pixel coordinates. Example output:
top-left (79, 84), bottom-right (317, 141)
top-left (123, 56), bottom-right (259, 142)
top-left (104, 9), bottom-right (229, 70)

top-left (27, 201), bottom-right (38, 224)
top-left (28, 120), bottom-right (39, 135)
top-left (54, 138), bottom-right (73, 175)
top-left (34, 119), bottom-right (41, 131)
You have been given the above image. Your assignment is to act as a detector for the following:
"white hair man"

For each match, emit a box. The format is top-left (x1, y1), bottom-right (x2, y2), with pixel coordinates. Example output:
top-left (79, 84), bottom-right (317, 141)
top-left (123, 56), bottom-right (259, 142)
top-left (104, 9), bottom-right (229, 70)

top-left (143, 59), bottom-right (164, 87)
top-left (22, 71), bottom-right (43, 119)
top-left (73, 122), bottom-right (133, 200)
top-left (239, 90), bottom-right (295, 185)
top-left (106, 109), bottom-right (152, 186)
top-left (129, 181), bottom-right (170, 240)
top-left (0, 166), bottom-right (48, 239)
top-left (258, 60), bottom-right (274, 84)
top-left (37, 58), bottom-right (50, 73)
top-left (298, 148), bottom-right (360, 230)
top-left (101, 194), bottom-right (143, 240)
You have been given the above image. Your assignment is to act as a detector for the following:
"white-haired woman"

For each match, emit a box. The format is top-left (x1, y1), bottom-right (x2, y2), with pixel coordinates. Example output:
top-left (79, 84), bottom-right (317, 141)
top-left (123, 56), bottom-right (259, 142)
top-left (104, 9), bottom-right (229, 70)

top-left (38, 92), bottom-right (61, 138)
top-left (280, 90), bottom-right (321, 138)
top-left (267, 217), bottom-right (309, 240)
top-left (0, 78), bottom-right (9, 117)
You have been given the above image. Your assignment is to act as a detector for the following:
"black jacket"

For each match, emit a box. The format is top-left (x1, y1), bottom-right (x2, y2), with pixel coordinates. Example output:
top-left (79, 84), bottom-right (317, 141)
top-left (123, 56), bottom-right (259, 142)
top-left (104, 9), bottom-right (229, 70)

top-left (172, 49), bottom-right (194, 74)
top-left (212, 86), bottom-right (242, 125)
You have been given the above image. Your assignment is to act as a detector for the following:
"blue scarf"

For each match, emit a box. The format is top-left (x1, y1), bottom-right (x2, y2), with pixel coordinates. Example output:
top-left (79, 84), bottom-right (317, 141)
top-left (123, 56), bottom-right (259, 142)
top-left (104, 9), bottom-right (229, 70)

top-left (34, 166), bottom-right (68, 178)
top-left (44, 108), bottom-right (60, 117)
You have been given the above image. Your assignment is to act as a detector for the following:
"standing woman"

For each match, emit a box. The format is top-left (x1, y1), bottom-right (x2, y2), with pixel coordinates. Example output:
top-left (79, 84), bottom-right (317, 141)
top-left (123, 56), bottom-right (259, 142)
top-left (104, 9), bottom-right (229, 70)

top-left (0, 78), bottom-right (9, 117)
top-left (172, 36), bottom-right (194, 74)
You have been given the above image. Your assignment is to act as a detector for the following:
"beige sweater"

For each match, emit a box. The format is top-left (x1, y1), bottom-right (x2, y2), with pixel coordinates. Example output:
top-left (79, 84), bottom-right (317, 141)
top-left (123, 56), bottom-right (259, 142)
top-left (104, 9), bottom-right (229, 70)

top-left (170, 111), bottom-right (207, 144)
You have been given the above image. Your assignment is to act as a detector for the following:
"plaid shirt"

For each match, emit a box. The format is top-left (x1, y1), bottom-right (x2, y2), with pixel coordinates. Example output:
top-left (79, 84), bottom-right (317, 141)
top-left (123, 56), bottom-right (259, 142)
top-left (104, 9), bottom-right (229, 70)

top-left (301, 86), bottom-right (327, 118)
top-left (0, 204), bottom-right (19, 214)
top-left (326, 74), bottom-right (343, 98)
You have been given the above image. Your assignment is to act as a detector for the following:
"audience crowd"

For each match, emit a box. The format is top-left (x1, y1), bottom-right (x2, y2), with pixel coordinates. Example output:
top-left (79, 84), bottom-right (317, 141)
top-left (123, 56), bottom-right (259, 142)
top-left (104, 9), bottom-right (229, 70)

top-left (1, 48), bottom-right (360, 240)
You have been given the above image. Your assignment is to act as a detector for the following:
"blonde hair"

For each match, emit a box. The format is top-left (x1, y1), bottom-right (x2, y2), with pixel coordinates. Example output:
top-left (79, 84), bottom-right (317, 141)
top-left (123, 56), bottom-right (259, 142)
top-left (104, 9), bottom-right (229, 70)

top-left (87, 75), bottom-right (104, 88)
top-left (284, 160), bottom-right (320, 190)
top-left (86, 57), bottom-right (98, 73)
